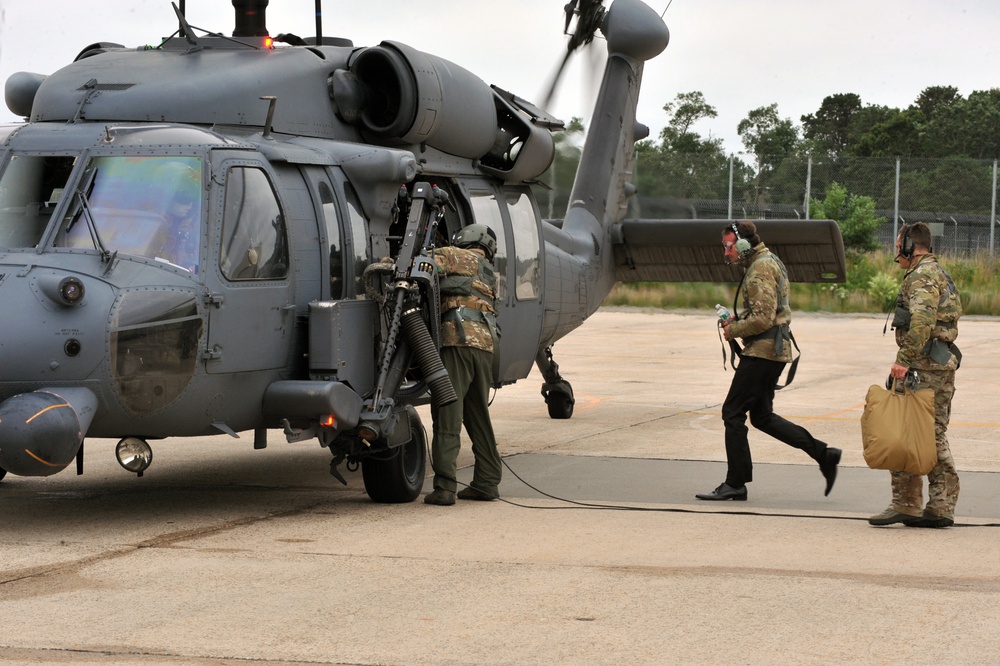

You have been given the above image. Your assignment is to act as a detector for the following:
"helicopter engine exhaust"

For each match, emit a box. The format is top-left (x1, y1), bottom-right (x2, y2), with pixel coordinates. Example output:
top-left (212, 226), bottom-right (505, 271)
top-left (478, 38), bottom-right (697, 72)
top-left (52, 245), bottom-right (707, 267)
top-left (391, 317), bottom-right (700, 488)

top-left (400, 305), bottom-right (457, 409)
top-left (0, 387), bottom-right (97, 477)
top-left (332, 41), bottom-right (555, 181)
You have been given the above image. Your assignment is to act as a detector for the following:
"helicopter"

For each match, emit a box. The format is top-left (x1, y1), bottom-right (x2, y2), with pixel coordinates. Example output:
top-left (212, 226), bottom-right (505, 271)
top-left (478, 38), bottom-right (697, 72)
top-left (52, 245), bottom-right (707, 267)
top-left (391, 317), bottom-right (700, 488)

top-left (0, 0), bottom-right (846, 502)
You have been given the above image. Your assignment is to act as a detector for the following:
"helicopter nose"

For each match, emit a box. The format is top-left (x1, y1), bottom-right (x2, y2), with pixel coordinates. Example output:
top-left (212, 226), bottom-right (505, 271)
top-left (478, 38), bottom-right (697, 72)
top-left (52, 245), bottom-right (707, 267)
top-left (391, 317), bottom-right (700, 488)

top-left (0, 387), bottom-right (97, 477)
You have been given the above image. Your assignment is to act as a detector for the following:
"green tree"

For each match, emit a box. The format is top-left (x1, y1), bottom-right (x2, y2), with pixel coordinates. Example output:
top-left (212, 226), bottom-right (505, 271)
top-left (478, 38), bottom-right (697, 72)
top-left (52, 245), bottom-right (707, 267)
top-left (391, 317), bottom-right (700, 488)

top-left (922, 88), bottom-right (1000, 158)
top-left (658, 91), bottom-right (718, 150)
top-left (852, 108), bottom-right (924, 157)
top-left (737, 104), bottom-right (799, 207)
top-left (810, 182), bottom-right (884, 252)
top-left (912, 85), bottom-right (961, 119)
top-left (632, 91), bottom-right (733, 216)
top-left (801, 93), bottom-right (862, 157)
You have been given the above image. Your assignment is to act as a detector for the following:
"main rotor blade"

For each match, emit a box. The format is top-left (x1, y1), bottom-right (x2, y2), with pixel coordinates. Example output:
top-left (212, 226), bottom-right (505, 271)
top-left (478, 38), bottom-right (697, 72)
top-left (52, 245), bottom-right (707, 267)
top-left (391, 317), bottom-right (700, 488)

top-left (540, 48), bottom-right (575, 112)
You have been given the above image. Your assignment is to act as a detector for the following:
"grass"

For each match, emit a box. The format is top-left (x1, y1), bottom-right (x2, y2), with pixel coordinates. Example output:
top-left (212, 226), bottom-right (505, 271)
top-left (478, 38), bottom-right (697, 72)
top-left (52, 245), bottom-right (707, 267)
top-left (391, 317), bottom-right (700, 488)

top-left (605, 250), bottom-right (1000, 316)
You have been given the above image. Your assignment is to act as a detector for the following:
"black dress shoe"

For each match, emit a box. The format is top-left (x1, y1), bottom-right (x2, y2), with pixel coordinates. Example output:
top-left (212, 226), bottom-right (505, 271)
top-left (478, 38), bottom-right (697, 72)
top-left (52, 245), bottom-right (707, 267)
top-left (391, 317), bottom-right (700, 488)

top-left (695, 483), bottom-right (748, 501)
top-left (820, 447), bottom-right (842, 497)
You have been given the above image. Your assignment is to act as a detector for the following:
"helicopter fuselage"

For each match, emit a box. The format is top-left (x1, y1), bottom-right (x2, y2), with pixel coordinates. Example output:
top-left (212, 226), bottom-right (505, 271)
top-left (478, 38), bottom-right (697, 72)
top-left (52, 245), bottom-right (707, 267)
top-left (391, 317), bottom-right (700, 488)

top-left (0, 0), bottom-right (674, 498)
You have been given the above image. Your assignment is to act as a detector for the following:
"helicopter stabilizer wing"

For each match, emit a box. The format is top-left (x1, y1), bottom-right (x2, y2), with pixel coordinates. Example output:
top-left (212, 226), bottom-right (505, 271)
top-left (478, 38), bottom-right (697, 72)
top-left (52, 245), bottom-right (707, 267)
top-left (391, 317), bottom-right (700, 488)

top-left (612, 218), bottom-right (848, 284)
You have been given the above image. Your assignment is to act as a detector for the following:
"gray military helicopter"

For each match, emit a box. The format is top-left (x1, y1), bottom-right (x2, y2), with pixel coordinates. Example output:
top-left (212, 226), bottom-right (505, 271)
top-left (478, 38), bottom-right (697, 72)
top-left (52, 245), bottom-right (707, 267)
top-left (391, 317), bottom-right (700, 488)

top-left (0, 0), bottom-right (845, 501)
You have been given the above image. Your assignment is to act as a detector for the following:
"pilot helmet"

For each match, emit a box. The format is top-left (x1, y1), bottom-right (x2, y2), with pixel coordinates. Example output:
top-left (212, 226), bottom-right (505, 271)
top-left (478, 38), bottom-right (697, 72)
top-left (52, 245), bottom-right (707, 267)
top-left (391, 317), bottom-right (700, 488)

top-left (453, 224), bottom-right (497, 260)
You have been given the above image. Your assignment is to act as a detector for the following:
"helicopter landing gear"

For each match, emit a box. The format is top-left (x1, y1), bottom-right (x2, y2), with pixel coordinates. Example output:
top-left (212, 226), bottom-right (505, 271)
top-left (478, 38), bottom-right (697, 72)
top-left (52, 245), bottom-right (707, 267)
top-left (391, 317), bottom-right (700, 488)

top-left (536, 346), bottom-right (575, 420)
top-left (361, 407), bottom-right (427, 503)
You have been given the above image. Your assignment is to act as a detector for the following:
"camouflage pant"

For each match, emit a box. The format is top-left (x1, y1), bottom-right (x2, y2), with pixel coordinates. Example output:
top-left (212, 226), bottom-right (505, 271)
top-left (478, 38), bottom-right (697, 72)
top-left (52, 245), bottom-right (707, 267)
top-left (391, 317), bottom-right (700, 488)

top-left (889, 367), bottom-right (960, 519)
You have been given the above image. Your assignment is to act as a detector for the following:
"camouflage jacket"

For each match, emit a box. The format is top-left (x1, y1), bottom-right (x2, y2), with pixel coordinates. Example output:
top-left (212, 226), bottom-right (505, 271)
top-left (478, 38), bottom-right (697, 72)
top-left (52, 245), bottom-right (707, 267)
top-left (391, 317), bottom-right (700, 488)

top-left (433, 246), bottom-right (497, 353)
top-left (894, 253), bottom-right (962, 371)
top-left (726, 243), bottom-right (793, 363)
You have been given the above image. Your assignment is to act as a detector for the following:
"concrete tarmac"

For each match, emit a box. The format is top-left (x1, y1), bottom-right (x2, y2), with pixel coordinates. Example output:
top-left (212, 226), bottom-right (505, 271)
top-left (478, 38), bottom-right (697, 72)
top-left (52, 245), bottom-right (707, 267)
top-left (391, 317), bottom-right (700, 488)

top-left (2, 309), bottom-right (999, 665)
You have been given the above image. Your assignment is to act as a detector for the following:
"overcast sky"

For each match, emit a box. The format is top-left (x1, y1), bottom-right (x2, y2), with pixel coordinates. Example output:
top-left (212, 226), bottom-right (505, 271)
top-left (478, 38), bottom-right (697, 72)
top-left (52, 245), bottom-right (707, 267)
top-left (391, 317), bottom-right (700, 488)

top-left (1, 0), bottom-right (999, 154)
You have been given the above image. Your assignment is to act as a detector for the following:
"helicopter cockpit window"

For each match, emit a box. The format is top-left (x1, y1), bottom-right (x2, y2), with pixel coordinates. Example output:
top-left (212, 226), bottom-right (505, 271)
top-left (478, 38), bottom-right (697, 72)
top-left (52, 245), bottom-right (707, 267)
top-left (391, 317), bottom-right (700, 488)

top-left (55, 155), bottom-right (203, 273)
top-left (505, 190), bottom-right (540, 300)
top-left (0, 155), bottom-right (75, 249)
top-left (468, 192), bottom-right (508, 302)
top-left (220, 167), bottom-right (289, 281)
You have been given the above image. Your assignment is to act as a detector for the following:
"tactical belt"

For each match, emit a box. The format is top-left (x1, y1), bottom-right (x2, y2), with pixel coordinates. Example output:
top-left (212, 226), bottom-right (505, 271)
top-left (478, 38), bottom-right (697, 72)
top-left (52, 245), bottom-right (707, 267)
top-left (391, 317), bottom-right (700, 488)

top-left (442, 306), bottom-right (497, 345)
top-left (740, 324), bottom-right (801, 389)
top-left (922, 338), bottom-right (962, 369)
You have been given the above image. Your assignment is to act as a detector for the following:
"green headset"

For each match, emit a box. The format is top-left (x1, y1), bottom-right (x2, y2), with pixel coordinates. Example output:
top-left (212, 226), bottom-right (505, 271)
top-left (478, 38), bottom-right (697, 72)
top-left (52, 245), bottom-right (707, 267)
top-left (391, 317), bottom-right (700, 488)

top-left (729, 222), bottom-right (754, 256)
top-left (898, 224), bottom-right (915, 260)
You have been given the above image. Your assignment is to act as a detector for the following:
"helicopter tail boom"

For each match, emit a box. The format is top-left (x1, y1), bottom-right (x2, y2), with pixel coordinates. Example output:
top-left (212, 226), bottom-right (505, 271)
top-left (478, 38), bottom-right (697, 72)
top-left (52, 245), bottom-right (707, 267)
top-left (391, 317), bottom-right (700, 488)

top-left (540, 0), bottom-right (669, 345)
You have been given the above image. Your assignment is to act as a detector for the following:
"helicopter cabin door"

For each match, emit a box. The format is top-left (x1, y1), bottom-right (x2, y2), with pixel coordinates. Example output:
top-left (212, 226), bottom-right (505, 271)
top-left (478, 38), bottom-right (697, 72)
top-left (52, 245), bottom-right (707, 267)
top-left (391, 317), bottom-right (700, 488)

top-left (460, 181), bottom-right (544, 384)
top-left (202, 156), bottom-right (294, 373)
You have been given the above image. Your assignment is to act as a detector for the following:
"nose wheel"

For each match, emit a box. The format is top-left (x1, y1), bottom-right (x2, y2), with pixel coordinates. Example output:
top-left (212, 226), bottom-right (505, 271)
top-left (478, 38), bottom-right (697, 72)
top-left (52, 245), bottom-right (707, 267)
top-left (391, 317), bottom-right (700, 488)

top-left (536, 346), bottom-right (575, 420)
top-left (544, 389), bottom-right (575, 419)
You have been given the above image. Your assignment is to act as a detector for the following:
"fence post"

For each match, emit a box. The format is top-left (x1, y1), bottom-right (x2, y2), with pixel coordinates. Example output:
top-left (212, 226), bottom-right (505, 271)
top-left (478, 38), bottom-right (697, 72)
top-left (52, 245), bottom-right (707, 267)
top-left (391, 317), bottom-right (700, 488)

top-left (727, 154), bottom-right (734, 219)
top-left (991, 159), bottom-right (997, 262)
top-left (804, 155), bottom-right (812, 220)
top-left (893, 157), bottom-right (901, 243)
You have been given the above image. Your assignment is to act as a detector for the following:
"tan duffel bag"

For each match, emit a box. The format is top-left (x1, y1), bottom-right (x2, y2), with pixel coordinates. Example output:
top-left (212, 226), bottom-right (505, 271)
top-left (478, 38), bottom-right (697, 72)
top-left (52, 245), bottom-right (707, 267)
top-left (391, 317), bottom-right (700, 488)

top-left (860, 380), bottom-right (937, 475)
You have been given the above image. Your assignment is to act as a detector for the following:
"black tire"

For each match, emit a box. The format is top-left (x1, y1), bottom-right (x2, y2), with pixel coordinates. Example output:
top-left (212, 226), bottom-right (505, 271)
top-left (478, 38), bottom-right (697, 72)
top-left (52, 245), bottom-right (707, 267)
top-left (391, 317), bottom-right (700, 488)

top-left (546, 391), bottom-right (575, 419)
top-left (361, 409), bottom-right (427, 503)
top-left (0, 465), bottom-right (6, 482)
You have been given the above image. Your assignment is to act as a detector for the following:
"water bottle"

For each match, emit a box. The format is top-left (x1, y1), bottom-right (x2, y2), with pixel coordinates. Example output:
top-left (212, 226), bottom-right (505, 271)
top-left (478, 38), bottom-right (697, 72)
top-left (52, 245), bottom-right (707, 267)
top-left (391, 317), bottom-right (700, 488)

top-left (715, 304), bottom-right (731, 323)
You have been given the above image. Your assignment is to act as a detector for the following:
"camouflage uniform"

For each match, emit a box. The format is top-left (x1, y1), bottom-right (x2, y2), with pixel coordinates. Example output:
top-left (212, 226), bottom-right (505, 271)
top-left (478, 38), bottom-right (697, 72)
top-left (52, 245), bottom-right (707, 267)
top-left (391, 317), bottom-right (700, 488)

top-left (429, 246), bottom-right (501, 495)
top-left (720, 244), bottom-right (833, 488)
top-left (888, 253), bottom-right (962, 520)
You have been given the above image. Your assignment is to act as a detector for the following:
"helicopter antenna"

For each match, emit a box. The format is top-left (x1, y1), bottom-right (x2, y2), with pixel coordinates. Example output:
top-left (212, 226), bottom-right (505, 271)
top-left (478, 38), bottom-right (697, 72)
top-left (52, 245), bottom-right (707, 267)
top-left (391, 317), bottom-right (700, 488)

top-left (171, 2), bottom-right (201, 49)
top-left (315, 0), bottom-right (323, 44)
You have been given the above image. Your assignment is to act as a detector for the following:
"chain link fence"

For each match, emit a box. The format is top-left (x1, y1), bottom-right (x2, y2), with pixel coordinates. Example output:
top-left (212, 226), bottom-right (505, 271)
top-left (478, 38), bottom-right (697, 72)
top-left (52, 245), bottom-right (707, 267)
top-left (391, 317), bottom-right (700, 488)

top-left (628, 153), bottom-right (1000, 256)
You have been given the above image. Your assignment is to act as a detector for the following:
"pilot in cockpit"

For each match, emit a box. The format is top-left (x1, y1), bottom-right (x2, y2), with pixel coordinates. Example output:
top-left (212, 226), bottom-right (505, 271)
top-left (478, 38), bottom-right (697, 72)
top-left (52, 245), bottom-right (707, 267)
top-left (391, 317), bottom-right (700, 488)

top-left (157, 164), bottom-right (202, 273)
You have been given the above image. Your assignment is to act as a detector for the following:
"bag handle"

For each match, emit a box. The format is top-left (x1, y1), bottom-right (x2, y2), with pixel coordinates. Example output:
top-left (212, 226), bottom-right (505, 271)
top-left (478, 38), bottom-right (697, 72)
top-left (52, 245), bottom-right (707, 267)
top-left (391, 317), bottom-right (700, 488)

top-left (886, 370), bottom-right (921, 394)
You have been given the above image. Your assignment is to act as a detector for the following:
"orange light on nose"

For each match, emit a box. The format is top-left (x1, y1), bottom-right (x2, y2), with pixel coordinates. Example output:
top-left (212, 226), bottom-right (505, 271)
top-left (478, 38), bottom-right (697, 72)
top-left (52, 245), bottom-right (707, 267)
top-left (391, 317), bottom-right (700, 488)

top-left (264, 36), bottom-right (274, 48)
top-left (320, 415), bottom-right (335, 428)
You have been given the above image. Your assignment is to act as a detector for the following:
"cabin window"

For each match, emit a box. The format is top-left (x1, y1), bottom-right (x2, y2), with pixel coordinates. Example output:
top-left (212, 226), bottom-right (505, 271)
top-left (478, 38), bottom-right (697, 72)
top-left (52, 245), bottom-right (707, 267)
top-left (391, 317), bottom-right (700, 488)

top-left (318, 181), bottom-right (344, 299)
top-left (55, 155), bottom-right (203, 273)
top-left (468, 192), bottom-right (508, 302)
top-left (343, 184), bottom-right (370, 297)
top-left (220, 167), bottom-right (289, 281)
top-left (0, 154), bottom-right (76, 249)
top-left (505, 190), bottom-right (540, 300)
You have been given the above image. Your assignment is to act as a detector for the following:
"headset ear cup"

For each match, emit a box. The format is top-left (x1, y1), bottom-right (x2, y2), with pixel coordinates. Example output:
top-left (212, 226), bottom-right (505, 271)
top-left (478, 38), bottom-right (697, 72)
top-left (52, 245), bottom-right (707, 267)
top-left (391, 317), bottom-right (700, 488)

top-left (899, 226), bottom-right (914, 259)
top-left (736, 238), bottom-right (752, 255)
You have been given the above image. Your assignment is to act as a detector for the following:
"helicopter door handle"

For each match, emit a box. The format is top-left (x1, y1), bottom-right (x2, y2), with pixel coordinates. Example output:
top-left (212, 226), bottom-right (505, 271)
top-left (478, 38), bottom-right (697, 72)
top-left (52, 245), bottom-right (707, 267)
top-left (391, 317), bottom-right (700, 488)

top-left (203, 293), bottom-right (225, 308)
top-left (201, 344), bottom-right (223, 361)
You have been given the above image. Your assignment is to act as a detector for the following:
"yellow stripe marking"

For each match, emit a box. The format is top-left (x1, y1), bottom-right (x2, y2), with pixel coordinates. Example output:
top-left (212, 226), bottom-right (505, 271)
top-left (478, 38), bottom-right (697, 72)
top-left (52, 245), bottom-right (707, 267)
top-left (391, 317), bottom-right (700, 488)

top-left (25, 402), bottom-right (71, 424)
top-left (24, 449), bottom-right (70, 467)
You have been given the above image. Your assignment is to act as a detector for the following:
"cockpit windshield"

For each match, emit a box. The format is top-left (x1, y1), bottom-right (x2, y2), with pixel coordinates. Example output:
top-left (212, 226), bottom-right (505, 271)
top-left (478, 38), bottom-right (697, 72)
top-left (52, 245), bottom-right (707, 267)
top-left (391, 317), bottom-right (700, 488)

top-left (55, 155), bottom-right (204, 273)
top-left (0, 154), bottom-right (76, 249)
